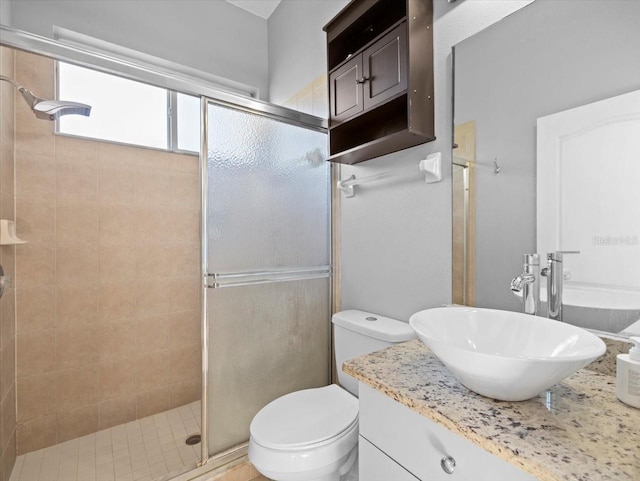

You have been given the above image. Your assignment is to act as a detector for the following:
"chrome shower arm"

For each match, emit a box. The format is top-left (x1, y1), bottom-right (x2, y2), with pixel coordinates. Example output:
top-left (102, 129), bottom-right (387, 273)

top-left (0, 74), bottom-right (90, 120)
top-left (1, 74), bottom-right (45, 109)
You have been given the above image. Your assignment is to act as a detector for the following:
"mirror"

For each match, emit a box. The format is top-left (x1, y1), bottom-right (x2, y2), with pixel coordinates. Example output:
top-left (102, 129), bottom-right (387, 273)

top-left (452, 0), bottom-right (640, 336)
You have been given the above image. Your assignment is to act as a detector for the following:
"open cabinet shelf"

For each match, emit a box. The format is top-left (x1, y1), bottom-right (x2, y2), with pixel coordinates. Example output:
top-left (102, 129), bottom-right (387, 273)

top-left (324, 0), bottom-right (435, 165)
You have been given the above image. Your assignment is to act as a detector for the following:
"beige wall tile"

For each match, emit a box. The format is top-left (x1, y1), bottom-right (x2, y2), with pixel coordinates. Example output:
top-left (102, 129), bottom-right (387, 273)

top-left (14, 109), bottom-right (55, 157)
top-left (56, 404), bottom-right (99, 443)
top-left (98, 142), bottom-right (145, 171)
top-left (168, 310), bottom-right (200, 349)
top-left (55, 365), bottom-right (99, 412)
top-left (98, 203), bottom-right (136, 245)
top-left (165, 243), bottom-right (200, 279)
top-left (0, 138), bottom-right (15, 198)
top-left (131, 206), bottom-right (167, 243)
top-left (55, 324), bottom-right (99, 370)
top-left (136, 315), bottom-right (170, 353)
top-left (136, 386), bottom-right (172, 419)
top-left (133, 284), bottom-right (171, 318)
top-left (169, 345), bottom-right (200, 384)
top-left (97, 319), bottom-right (136, 362)
top-left (163, 207), bottom-right (200, 243)
top-left (167, 172), bottom-right (200, 211)
top-left (169, 378), bottom-right (200, 409)
top-left (56, 201), bottom-right (98, 245)
top-left (16, 286), bottom-right (55, 333)
top-left (1, 430), bottom-right (17, 481)
top-left (135, 351), bottom-right (172, 392)
top-left (55, 135), bottom-right (99, 161)
top-left (15, 153), bottom-right (55, 203)
top-left (0, 342), bottom-right (15, 401)
top-left (12, 49), bottom-right (200, 452)
top-left (16, 198), bottom-right (55, 244)
top-left (134, 243), bottom-right (170, 280)
top-left (98, 396), bottom-right (136, 431)
top-left (17, 329), bottom-right (54, 377)
top-left (17, 373), bottom-right (56, 423)
top-left (98, 244), bottom-right (137, 282)
top-left (98, 164), bottom-right (135, 205)
top-left (0, 193), bottom-right (14, 224)
top-left (15, 242), bottom-right (55, 288)
top-left (16, 414), bottom-right (56, 454)
top-left (0, 245), bottom-right (15, 280)
top-left (15, 51), bottom-right (54, 99)
top-left (55, 243), bottom-right (98, 285)
top-left (158, 152), bottom-right (198, 175)
top-left (97, 281), bottom-right (135, 322)
top-left (133, 170), bottom-right (173, 207)
top-left (55, 155), bottom-right (97, 203)
top-left (167, 277), bottom-right (199, 314)
top-left (0, 288), bottom-right (16, 346)
top-left (55, 283), bottom-right (98, 326)
top-left (98, 360), bottom-right (137, 401)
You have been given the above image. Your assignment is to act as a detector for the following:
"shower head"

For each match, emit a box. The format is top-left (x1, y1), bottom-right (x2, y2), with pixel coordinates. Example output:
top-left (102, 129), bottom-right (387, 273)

top-left (0, 75), bottom-right (91, 121)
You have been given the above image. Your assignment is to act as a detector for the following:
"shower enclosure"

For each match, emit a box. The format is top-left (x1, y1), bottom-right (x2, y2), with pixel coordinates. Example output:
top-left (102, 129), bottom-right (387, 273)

top-left (1, 24), bottom-right (331, 481)
top-left (201, 100), bottom-right (330, 461)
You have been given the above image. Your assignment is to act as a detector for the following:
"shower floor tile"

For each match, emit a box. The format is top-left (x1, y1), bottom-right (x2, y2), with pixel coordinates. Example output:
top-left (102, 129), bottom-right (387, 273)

top-left (10, 402), bottom-right (202, 481)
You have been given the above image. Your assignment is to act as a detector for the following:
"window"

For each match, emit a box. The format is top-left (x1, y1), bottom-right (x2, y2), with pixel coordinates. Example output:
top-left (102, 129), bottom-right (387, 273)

top-left (57, 62), bottom-right (200, 153)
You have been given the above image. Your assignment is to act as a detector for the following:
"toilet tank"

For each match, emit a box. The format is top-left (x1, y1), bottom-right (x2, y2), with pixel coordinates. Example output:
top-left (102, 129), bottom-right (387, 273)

top-left (332, 310), bottom-right (415, 397)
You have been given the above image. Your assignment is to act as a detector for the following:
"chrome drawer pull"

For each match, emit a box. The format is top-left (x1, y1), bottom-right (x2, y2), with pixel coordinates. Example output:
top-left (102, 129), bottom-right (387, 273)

top-left (441, 455), bottom-right (456, 474)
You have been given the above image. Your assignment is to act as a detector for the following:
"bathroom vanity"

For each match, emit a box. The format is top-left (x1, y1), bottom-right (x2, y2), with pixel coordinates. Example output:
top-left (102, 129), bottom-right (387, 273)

top-left (344, 339), bottom-right (640, 481)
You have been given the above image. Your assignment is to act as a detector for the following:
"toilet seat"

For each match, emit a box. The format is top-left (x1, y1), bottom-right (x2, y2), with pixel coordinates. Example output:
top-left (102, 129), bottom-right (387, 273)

top-left (250, 384), bottom-right (359, 450)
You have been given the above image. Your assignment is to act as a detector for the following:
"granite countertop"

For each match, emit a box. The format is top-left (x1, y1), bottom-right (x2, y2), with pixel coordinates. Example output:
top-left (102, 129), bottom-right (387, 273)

top-left (343, 339), bottom-right (640, 481)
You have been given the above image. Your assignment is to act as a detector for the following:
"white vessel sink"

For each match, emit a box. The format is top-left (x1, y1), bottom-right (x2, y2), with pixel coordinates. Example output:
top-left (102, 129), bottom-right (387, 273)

top-left (409, 307), bottom-right (606, 401)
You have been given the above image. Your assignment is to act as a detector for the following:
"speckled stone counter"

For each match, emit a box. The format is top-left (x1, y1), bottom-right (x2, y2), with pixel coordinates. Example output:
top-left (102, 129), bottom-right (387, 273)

top-left (343, 339), bottom-right (640, 481)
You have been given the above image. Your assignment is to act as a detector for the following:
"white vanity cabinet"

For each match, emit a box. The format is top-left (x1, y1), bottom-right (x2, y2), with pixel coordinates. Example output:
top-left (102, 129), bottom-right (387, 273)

top-left (358, 384), bottom-right (538, 481)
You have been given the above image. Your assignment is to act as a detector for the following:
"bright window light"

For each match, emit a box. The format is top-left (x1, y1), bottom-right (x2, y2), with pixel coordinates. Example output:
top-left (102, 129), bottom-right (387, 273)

top-left (176, 93), bottom-right (200, 152)
top-left (58, 62), bottom-right (202, 152)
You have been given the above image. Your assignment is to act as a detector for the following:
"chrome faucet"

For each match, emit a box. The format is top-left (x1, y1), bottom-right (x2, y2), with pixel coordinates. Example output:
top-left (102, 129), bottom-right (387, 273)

top-left (540, 251), bottom-right (579, 321)
top-left (510, 254), bottom-right (540, 315)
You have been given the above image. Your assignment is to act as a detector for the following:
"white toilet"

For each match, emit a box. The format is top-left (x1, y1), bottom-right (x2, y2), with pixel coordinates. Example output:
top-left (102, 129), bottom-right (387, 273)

top-left (249, 309), bottom-right (415, 481)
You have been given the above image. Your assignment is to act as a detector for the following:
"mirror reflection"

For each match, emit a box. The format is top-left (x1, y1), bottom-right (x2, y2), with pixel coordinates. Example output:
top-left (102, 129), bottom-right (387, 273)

top-left (452, 0), bottom-right (640, 336)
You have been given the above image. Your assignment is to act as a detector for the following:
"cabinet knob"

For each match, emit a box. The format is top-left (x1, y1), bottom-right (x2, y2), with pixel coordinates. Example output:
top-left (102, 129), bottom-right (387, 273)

top-left (440, 455), bottom-right (456, 474)
top-left (356, 76), bottom-right (369, 84)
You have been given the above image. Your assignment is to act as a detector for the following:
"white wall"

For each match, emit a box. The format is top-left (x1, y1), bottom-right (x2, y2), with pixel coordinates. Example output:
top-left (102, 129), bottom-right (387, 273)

top-left (337, 0), bottom-right (533, 321)
top-left (267, 0), bottom-right (533, 322)
top-left (268, 0), bottom-right (348, 105)
top-left (0, 0), bottom-right (11, 26)
top-left (9, 0), bottom-right (270, 99)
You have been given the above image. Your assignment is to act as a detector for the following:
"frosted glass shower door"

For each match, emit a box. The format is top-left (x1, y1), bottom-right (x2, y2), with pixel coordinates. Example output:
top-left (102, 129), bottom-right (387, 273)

top-left (203, 101), bottom-right (330, 457)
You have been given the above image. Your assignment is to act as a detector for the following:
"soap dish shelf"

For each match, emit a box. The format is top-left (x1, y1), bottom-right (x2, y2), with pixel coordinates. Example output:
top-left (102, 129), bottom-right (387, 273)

top-left (0, 219), bottom-right (27, 245)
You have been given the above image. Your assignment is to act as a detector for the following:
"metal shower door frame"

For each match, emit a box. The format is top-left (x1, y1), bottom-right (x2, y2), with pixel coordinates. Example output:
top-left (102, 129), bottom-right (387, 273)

top-left (198, 96), bottom-right (332, 467)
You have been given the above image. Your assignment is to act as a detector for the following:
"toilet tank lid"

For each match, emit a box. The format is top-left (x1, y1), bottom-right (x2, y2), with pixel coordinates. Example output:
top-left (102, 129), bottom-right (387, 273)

top-left (332, 310), bottom-right (415, 343)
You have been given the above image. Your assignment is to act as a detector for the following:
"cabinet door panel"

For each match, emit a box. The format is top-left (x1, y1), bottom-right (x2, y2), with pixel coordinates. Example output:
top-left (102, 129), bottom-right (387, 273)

top-left (363, 22), bottom-right (408, 111)
top-left (360, 436), bottom-right (419, 481)
top-left (330, 55), bottom-right (363, 123)
top-left (359, 384), bottom-right (538, 481)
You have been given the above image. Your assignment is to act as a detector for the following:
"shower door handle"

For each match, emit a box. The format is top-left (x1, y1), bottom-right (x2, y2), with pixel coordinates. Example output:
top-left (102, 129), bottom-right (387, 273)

top-left (204, 266), bottom-right (331, 289)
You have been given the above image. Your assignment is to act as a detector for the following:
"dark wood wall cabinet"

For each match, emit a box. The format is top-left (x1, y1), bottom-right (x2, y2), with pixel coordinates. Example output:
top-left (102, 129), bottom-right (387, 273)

top-left (324, 0), bottom-right (435, 165)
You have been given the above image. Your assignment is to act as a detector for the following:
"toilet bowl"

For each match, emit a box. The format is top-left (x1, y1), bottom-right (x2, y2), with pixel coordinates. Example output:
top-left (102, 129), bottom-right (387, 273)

top-left (248, 310), bottom-right (416, 481)
top-left (249, 385), bottom-right (359, 481)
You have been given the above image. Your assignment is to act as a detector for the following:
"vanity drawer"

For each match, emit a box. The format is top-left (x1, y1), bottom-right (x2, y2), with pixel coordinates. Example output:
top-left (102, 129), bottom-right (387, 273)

top-left (359, 384), bottom-right (537, 481)
top-left (360, 436), bottom-right (419, 481)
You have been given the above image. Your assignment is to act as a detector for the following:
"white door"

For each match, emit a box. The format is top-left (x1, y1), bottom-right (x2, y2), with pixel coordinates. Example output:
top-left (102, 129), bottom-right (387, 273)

top-left (537, 89), bottom-right (640, 293)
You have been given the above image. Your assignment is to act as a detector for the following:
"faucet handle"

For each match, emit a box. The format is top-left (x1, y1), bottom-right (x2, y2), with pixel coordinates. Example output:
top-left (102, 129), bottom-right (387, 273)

top-left (548, 250), bottom-right (580, 261)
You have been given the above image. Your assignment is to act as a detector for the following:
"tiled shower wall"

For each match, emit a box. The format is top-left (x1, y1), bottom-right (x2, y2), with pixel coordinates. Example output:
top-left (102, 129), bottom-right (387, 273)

top-left (13, 50), bottom-right (201, 455)
top-left (0, 45), bottom-right (17, 481)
